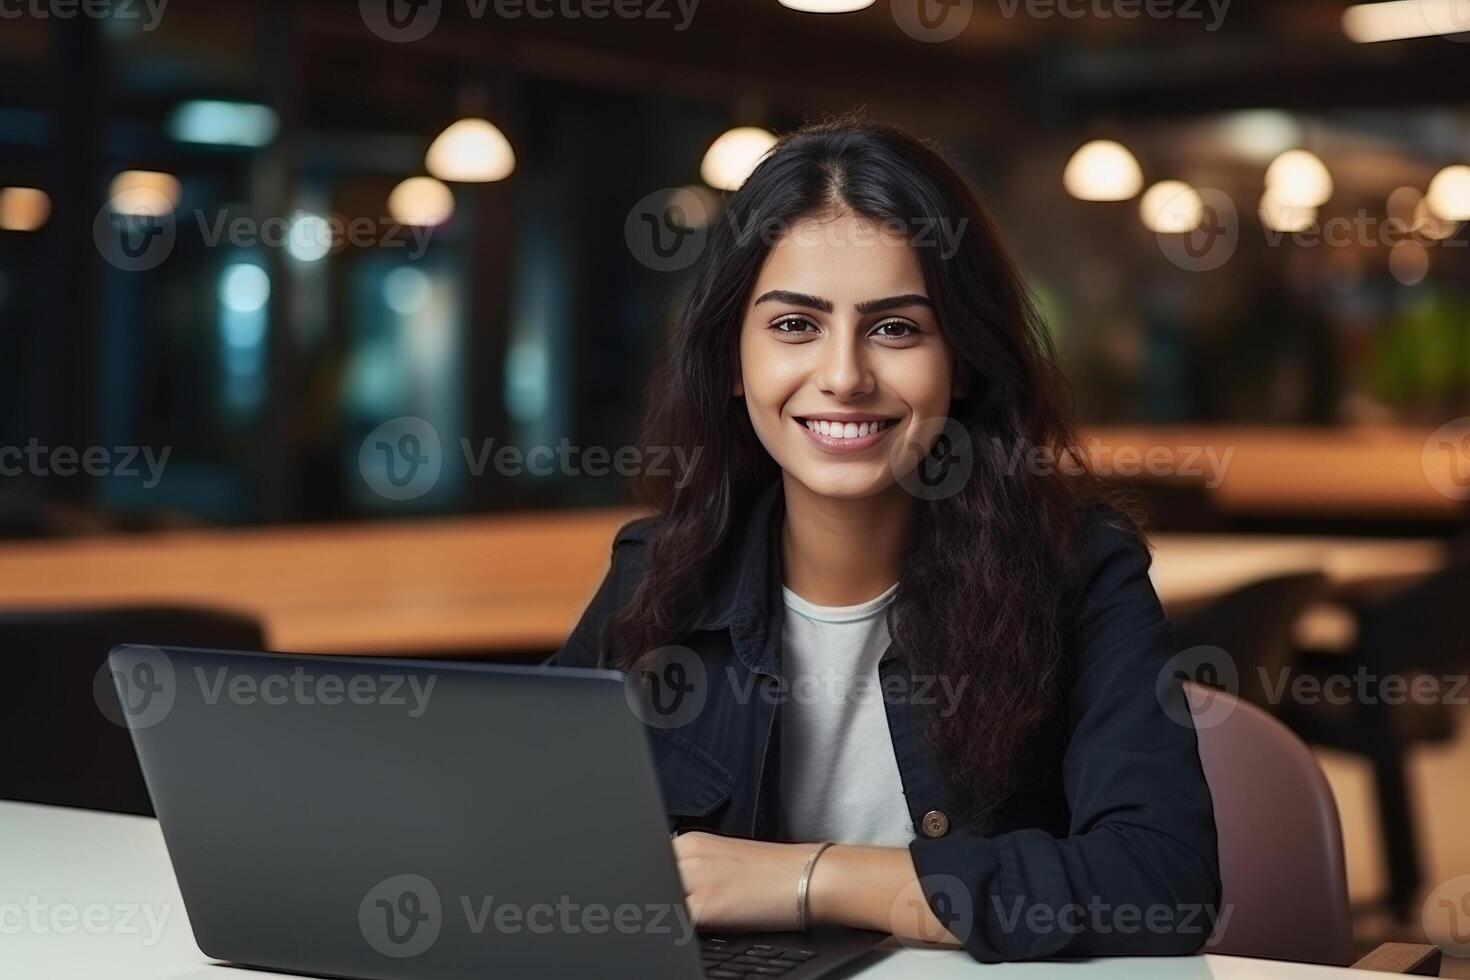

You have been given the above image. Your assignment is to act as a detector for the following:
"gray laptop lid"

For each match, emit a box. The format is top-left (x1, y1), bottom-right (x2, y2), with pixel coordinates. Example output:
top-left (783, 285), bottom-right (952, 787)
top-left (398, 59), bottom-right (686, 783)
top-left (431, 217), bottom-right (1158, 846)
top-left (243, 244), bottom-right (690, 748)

top-left (110, 644), bottom-right (703, 980)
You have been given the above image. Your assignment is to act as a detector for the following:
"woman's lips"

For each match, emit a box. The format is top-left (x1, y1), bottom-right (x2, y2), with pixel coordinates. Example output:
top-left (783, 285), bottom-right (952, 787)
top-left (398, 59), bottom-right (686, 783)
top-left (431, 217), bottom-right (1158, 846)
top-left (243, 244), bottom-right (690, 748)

top-left (793, 416), bottom-right (900, 454)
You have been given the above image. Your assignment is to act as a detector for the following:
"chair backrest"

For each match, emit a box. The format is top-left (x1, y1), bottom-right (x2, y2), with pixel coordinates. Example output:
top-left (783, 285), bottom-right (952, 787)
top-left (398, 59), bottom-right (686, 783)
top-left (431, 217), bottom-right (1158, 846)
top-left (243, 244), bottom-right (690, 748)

top-left (1185, 680), bottom-right (1354, 966)
top-left (0, 606), bottom-right (265, 815)
top-left (1170, 572), bottom-right (1327, 708)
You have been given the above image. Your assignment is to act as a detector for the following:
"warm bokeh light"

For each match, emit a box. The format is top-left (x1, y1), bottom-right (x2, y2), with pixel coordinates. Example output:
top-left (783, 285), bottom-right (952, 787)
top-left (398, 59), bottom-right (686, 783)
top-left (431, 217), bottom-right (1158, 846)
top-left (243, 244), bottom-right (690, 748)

top-left (1425, 164), bottom-right (1470, 221)
top-left (1218, 110), bottom-right (1302, 163)
top-left (1388, 240), bottom-right (1429, 285)
top-left (777, 0), bottom-right (876, 10)
top-left (1258, 187), bottom-right (1316, 232)
top-left (388, 176), bottom-right (455, 227)
top-left (0, 187), bottom-right (51, 231)
top-left (425, 118), bottom-right (516, 183)
top-left (700, 126), bottom-right (778, 191)
top-left (1412, 197), bottom-right (1461, 241)
top-left (1139, 180), bottom-right (1204, 233)
top-left (1063, 139), bottom-right (1144, 202)
top-left (1264, 150), bottom-right (1333, 208)
top-left (1343, 0), bottom-right (1470, 42)
top-left (107, 170), bottom-right (182, 217)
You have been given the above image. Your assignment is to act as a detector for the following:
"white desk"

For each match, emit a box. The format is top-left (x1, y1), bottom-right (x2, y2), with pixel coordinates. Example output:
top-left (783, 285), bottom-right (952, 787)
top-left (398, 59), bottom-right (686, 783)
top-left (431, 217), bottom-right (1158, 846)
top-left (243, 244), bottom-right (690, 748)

top-left (0, 801), bottom-right (1409, 980)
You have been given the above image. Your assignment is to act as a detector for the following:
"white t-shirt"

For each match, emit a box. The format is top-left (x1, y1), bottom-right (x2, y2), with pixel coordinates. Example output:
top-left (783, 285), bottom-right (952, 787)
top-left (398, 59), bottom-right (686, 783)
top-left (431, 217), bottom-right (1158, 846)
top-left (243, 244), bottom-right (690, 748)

top-left (777, 582), bottom-right (916, 847)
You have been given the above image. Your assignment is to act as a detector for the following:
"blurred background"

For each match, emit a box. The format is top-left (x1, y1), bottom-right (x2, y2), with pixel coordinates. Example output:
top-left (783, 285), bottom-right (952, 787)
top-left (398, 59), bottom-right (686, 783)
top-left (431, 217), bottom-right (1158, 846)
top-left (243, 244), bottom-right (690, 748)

top-left (0, 0), bottom-right (1468, 965)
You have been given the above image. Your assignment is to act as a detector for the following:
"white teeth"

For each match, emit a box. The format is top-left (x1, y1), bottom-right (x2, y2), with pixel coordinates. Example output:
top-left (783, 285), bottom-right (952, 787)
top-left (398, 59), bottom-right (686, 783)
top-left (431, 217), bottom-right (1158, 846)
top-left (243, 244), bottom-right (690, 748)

top-left (802, 419), bottom-right (893, 439)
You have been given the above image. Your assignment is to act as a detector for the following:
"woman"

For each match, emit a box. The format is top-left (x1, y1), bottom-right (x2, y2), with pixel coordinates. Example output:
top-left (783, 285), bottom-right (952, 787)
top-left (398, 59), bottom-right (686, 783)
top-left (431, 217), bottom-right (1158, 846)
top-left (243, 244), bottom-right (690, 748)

top-left (553, 115), bottom-right (1221, 963)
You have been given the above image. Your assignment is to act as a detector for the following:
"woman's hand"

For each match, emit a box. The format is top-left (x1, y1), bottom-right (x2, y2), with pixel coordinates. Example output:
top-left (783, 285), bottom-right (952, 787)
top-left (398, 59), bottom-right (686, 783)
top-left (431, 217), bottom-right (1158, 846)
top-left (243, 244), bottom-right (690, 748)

top-left (671, 832), bottom-right (821, 931)
top-left (672, 832), bottom-right (963, 947)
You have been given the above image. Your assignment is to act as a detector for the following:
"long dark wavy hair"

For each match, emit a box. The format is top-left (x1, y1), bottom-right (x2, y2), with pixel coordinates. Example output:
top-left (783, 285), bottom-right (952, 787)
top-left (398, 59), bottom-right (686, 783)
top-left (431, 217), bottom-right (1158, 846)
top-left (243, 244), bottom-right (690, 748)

top-left (609, 114), bottom-right (1135, 824)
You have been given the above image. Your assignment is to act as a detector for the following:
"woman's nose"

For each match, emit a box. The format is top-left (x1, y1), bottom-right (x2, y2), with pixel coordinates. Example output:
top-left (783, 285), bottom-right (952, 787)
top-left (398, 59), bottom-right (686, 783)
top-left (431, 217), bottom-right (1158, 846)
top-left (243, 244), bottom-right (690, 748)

top-left (814, 332), bottom-right (875, 400)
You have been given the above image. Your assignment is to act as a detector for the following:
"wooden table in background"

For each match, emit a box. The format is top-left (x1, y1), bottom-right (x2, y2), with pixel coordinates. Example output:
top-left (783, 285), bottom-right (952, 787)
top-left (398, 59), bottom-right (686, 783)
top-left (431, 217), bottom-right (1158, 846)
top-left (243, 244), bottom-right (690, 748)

top-left (0, 510), bottom-right (1444, 656)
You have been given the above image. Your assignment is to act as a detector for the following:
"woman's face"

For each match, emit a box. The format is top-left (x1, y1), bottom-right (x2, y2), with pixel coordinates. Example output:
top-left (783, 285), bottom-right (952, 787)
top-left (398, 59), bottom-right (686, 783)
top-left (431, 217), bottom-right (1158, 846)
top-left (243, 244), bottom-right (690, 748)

top-left (736, 211), bottom-right (960, 501)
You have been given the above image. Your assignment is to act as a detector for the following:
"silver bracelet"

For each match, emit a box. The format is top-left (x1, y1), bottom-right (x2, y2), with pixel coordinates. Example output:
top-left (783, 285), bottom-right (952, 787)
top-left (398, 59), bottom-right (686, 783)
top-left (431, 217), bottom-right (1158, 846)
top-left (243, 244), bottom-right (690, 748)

top-left (796, 842), bottom-right (834, 932)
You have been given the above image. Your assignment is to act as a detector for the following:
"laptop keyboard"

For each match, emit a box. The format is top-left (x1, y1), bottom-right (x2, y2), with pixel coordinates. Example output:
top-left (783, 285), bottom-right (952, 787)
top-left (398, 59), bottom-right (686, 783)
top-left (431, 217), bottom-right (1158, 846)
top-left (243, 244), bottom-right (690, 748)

top-left (700, 938), bottom-right (819, 977)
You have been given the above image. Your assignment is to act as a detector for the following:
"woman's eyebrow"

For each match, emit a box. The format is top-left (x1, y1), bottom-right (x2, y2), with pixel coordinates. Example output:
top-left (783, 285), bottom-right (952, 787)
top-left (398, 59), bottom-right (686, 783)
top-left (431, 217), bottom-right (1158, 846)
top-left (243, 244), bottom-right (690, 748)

top-left (752, 290), bottom-right (933, 314)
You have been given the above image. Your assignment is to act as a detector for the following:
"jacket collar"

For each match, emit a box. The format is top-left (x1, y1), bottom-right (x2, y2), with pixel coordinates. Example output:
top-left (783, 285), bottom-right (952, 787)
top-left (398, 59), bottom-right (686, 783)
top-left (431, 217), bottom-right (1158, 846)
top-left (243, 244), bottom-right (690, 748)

top-left (694, 480), bottom-right (784, 676)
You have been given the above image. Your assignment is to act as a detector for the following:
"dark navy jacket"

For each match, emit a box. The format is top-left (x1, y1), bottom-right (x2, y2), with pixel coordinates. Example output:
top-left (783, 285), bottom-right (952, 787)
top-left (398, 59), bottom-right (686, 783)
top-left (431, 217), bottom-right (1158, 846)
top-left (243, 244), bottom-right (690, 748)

top-left (552, 482), bottom-right (1221, 962)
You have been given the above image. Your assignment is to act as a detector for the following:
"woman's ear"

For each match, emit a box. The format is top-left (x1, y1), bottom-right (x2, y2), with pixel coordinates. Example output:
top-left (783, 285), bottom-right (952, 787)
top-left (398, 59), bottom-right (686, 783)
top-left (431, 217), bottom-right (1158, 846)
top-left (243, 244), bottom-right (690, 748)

top-left (733, 373), bottom-right (744, 397)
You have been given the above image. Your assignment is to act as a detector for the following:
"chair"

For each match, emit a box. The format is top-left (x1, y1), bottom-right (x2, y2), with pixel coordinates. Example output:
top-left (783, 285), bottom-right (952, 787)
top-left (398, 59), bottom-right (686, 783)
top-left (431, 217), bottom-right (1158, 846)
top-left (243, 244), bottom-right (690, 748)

top-left (1187, 681), bottom-right (1444, 976)
top-left (0, 606), bottom-right (265, 816)
top-left (1186, 680), bottom-right (1355, 965)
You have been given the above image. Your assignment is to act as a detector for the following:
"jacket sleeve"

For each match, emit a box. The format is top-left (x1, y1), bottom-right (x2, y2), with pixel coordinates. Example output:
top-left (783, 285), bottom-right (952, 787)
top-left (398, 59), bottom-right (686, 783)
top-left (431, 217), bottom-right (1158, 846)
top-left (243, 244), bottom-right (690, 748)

top-left (546, 518), bottom-right (652, 669)
top-left (906, 515), bottom-right (1222, 961)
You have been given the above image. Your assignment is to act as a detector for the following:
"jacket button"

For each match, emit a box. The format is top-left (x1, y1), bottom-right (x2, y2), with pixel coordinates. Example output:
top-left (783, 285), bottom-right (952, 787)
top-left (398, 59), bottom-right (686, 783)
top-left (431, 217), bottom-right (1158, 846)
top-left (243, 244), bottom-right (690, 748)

top-left (920, 809), bottom-right (949, 838)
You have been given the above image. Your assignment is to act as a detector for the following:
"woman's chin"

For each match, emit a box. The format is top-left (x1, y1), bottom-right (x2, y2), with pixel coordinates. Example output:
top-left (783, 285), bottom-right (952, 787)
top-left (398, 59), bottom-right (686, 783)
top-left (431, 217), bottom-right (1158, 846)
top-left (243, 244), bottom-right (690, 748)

top-left (787, 465), bottom-right (899, 502)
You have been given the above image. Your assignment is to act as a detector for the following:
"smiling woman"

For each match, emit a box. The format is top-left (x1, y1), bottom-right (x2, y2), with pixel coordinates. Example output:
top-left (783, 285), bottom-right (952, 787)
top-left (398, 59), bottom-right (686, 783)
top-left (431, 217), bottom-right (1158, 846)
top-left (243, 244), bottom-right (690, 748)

top-left (552, 115), bottom-right (1221, 962)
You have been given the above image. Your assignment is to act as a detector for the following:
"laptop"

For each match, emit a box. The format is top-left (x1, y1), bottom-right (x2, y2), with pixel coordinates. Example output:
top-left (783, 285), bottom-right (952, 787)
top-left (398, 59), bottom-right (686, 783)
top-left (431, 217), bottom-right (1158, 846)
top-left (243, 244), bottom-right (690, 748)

top-left (109, 644), bottom-right (888, 980)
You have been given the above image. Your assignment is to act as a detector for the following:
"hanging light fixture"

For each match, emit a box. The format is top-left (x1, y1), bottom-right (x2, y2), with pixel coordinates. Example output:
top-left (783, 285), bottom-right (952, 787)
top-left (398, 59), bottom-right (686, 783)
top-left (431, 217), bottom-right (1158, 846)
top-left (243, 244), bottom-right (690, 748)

top-left (425, 118), bottom-right (515, 183)
top-left (0, 187), bottom-right (51, 231)
top-left (1139, 181), bottom-right (1204, 233)
top-left (1264, 150), bottom-right (1333, 208)
top-left (700, 126), bottom-right (778, 192)
top-left (1062, 140), bottom-right (1143, 202)
top-left (777, 0), bottom-right (876, 10)
top-left (1258, 187), bottom-right (1316, 233)
top-left (1426, 164), bottom-right (1470, 221)
top-left (107, 170), bottom-right (182, 217)
top-left (388, 176), bottom-right (456, 227)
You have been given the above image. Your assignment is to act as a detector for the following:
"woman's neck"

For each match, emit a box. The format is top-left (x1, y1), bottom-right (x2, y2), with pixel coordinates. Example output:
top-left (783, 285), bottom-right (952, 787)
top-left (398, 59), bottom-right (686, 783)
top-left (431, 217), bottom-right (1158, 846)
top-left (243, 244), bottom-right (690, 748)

top-left (779, 474), bottom-right (914, 607)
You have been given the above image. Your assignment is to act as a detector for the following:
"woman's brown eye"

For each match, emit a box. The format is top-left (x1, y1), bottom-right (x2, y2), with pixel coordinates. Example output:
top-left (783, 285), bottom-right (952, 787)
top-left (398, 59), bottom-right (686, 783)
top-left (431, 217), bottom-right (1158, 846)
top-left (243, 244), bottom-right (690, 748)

top-left (874, 320), bottom-right (915, 338)
top-left (773, 318), bottom-right (815, 334)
